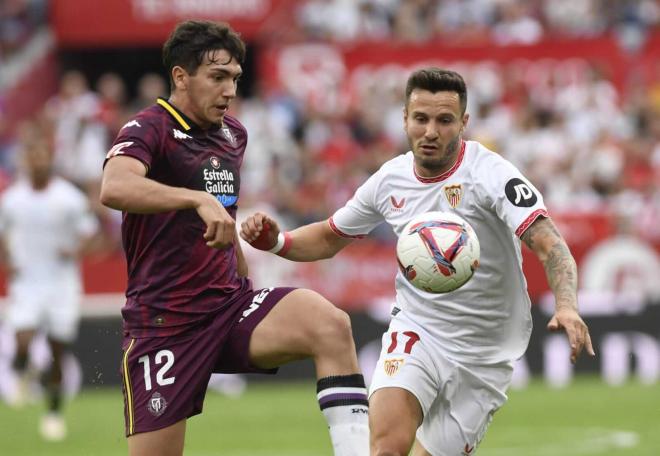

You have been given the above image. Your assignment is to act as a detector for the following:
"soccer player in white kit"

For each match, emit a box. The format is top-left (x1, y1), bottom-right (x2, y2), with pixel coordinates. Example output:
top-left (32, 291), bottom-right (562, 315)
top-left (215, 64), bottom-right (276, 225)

top-left (241, 68), bottom-right (595, 455)
top-left (0, 130), bottom-right (99, 440)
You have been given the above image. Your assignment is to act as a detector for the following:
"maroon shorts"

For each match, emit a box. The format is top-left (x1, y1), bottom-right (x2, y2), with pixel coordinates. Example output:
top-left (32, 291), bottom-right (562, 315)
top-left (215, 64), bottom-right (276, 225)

top-left (120, 287), bottom-right (295, 436)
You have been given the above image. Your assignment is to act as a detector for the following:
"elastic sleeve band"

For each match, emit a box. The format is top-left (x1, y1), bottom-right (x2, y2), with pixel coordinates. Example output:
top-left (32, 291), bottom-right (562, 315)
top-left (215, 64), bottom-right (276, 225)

top-left (268, 232), bottom-right (292, 256)
top-left (279, 232), bottom-right (293, 256)
top-left (268, 232), bottom-right (286, 253)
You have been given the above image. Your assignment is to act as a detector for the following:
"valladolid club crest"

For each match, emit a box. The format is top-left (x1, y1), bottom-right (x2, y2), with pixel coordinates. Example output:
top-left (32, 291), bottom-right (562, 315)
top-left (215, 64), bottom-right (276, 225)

top-left (443, 184), bottom-right (462, 208)
top-left (384, 358), bottom-right (404, 377)
top-left (147, 392), bottom-right (168, 417)
top-left (222, 127), bottom-right (236, 146)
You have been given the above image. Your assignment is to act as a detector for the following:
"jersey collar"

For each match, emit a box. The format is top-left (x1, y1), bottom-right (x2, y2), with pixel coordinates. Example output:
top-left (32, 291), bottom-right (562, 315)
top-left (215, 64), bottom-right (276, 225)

top-left (157, 97), bottom-right (224, 133)
top-left (413, 140), bottom-right (466, 184)
top-left (157, 98), bottom-right (194, 131)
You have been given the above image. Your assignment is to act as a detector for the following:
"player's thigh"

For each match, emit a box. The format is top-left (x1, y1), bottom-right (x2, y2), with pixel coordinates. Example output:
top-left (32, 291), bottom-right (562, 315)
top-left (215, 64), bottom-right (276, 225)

top-left (416, 363), bottom-right (511, 456)
top-left (248, 288), bottom-right (354, 368)
top-left (127, 419), bottom-right (186, 456)
top-left (370, 387), bottom-right (422, 453)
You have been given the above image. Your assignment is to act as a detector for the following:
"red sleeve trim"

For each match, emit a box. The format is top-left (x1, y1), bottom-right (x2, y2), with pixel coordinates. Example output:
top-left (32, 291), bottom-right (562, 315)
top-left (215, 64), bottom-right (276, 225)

top-left (328, 217), bottom-right (366, 239)
top-left (515, 209), bottom-right (549, 238)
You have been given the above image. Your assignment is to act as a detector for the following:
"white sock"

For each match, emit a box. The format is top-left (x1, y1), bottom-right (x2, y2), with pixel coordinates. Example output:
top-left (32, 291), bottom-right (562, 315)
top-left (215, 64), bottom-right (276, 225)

top-left (317, 374), bottom-right (370, 456)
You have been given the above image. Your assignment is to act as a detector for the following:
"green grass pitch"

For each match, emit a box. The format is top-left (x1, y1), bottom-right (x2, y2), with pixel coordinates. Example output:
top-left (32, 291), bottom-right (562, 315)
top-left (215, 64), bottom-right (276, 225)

top-left (0, 377), bottom-right (657, 455)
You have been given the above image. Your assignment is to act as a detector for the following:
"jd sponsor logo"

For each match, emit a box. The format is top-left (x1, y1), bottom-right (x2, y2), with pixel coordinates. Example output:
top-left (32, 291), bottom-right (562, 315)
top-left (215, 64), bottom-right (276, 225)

top-left (505, 178), bottom-right (537, 207)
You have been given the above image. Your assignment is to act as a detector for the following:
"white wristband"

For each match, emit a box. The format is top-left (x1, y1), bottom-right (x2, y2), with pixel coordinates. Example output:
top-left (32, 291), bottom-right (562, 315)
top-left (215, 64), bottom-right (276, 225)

top-left (268, 232), bottom-right (286, 254)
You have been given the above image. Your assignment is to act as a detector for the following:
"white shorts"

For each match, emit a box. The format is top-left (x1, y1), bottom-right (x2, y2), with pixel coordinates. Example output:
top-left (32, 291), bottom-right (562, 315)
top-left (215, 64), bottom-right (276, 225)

top-left (5, 280), bottom-right (81, 342)
top-left (369, 311), bottom-right (513, 456)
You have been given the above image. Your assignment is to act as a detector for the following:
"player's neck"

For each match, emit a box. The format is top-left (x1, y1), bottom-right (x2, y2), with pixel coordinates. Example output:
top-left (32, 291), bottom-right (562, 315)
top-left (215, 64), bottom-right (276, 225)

top-left (30, 176), bottom-right (51, 190)
top-left (167, 94), bottom-right (220, 130)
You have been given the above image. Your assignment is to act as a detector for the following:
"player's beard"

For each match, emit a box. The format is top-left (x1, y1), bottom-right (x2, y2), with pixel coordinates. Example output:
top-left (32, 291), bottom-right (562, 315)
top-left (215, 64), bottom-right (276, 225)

top-left (413, 133), bottom-right (462, 176)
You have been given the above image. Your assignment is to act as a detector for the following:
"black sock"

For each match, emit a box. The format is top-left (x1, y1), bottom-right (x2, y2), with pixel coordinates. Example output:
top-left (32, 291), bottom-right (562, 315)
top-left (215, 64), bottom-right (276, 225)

top-left (47, 385), bottom-right (62, 413)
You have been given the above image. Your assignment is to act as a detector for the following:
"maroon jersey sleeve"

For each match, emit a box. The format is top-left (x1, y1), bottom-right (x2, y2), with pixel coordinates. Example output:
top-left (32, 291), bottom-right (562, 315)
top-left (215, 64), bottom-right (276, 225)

top-left (105, 109), bottom-right (164, 171)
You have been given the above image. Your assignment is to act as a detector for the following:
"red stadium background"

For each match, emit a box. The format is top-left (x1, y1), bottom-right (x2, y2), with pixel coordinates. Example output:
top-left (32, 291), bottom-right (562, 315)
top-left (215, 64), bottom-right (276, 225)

top-left (5, 0), bottom-right (660, 309)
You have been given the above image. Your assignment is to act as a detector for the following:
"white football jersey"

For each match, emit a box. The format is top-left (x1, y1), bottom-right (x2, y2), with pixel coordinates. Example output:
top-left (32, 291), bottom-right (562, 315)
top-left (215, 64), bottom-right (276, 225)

top-left (331, 140), bottom-right (548, 364)
top-left (0, 177), bottom-right (98, 286)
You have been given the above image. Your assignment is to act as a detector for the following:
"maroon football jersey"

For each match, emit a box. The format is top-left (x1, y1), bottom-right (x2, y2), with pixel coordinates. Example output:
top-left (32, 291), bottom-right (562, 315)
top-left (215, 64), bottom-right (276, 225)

top-left (105, 98), bottom-right (252, 337)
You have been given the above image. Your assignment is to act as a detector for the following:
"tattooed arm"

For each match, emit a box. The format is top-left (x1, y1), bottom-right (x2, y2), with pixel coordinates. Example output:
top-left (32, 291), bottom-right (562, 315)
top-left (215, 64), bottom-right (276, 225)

top-left (521, 216), bottom-right (595, 363)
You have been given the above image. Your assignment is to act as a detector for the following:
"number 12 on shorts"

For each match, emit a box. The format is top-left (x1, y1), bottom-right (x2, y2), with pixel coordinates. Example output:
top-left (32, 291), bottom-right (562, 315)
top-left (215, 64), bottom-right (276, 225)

top-left (138, 350), bottom-right (176, 391)
top-left (387, 331), bottom-right (421, 354)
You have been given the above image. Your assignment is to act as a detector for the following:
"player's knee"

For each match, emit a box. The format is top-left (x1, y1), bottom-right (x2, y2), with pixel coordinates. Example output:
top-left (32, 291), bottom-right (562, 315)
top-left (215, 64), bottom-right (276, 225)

top-left (371, 427), bottom-right (414, 456)
top-left (304, 294), bottom-right (353, 352)
top-left (372, 443), bottom-right (409, 456)
top-left (372, 439), bottom-right (411, 456)
top-left (325, 307), bottom-right (353, 342)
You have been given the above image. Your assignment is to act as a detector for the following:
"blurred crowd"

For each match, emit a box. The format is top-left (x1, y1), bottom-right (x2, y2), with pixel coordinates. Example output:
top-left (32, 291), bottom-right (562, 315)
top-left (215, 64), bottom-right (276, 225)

top-left (294, 0), bottom-right (659, 48)
top-left (0, 0), bottom-right (47, 62)
top-left (0, 0), bottom-right (659, 252)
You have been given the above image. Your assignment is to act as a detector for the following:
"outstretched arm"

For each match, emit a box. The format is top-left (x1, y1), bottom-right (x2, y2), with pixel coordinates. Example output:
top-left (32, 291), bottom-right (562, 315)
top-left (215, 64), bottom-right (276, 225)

top-left (521, 216), bottom-right (595, 363)
top-left (240, 212), bottom-right (353, 261)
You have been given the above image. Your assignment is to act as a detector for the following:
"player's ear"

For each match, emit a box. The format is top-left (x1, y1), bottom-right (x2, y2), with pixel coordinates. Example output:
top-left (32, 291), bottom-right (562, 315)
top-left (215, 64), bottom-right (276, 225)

top-left (403, 106), bottom-right (408, 128)
top-left (171, 66), bottom-right (187, 91)
top-left (461, 113), bottom-right (470, 133)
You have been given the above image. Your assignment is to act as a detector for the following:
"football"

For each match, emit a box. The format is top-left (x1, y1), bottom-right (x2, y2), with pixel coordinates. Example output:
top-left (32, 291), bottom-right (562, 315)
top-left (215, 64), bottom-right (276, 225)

top-left (396, 211), bottom-right (480, 293)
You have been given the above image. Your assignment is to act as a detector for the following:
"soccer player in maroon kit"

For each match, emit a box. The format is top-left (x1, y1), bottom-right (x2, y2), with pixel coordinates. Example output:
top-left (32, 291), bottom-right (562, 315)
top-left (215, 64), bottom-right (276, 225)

top-left (100, 21), bottom-right (369, 456)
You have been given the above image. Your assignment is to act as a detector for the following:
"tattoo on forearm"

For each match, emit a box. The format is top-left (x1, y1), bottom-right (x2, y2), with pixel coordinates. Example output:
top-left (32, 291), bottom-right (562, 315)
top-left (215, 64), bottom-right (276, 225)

top-left (544, 241), bottom-right (578, 310)
top-left (521, 218), bottom-right (560, 250)
top-left (522, 218), bottom-right (578, 311)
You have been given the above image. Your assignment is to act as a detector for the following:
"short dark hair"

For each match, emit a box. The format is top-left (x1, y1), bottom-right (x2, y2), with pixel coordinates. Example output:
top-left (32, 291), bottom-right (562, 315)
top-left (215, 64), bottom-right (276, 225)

top-left (162, 20), bottom-right (246, 90)
top-left (405, 68), bottom-right (468, 114)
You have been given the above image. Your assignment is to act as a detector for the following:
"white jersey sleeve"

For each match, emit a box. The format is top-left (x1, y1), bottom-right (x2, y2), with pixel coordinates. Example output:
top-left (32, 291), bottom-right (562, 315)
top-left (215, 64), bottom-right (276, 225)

top-left (480, 155), bottom-right (548, 238)
top-left (330, 171), bottom-right (385, 238)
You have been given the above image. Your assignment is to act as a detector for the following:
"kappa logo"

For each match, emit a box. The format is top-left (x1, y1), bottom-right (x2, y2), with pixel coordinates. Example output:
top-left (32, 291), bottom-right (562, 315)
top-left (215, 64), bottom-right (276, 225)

top-left (173, 128), bottom-right (192, 140)
top-left (443, 184), bottom-right (462, 208)
top-left (120, 120), bottom-right (141, 130)
top-left (210, 156), bottom-right (221, 169)
top-left (222, 127), bottom-right (236, 146)
top-left (106, 141), bottom-right (134, 159)
top-left (384, 358), bottom-right (404, 377)
top-left (390, 196), bottom-right (406, 212)
top-left (239, 288), bottom-right (273, 323)
top-left (147, 392), bottom-right (168, 417)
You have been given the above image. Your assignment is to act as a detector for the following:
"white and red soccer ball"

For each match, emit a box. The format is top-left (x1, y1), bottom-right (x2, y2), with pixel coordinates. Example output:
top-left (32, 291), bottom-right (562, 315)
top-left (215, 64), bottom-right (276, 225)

top-left (396, 211), bottom-right (480, 293)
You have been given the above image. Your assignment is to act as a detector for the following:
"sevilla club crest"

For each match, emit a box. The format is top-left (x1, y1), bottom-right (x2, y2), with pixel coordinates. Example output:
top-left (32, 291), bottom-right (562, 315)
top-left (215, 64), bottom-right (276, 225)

top-left (443, 184), bottom-right (462, 208)
top-left (384, 358), bottom-right (404, 377)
